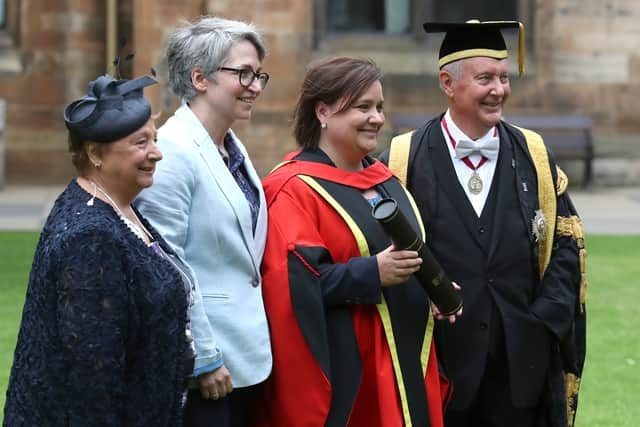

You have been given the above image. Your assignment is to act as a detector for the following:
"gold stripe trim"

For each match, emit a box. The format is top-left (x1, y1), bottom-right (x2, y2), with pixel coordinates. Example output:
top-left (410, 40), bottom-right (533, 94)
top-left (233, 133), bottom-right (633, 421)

top-left (389, 135), bottom-right (432, 375)
top-left (297, 175), bottom-right (413, 426)
top-left (401, 185), bottom-right (432, 375)
top-left (439, 48), bottom-right (508, 68)
top-left (402, 185), bottom-right (426, 241)
top-left (389, 131), bottom-right (414, 187)
top-left (516, 126), bottom-right (556, 277)
top-left (420, 316), bottom-right (434, 376)
top-left (298, 175), bottom-right (370, 257)
top-left (463, 20), bottom-right (525, 75)
top-left (269, 159), bottom-right (294, 174)
top-left (375, 296), bottom-right (413, 426)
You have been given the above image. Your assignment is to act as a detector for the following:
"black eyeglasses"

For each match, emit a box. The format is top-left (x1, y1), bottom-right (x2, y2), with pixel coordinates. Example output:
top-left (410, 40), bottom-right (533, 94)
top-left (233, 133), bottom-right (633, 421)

top-left (218, 67), bottom-right (270, 89)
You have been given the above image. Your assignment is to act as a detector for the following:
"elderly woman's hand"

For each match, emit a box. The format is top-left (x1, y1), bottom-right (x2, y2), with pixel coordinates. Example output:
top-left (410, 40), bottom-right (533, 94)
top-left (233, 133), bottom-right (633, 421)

top-left (198, 365), bottom-right (233, 400)
top-left (376, 244), bottom-right (422, 287)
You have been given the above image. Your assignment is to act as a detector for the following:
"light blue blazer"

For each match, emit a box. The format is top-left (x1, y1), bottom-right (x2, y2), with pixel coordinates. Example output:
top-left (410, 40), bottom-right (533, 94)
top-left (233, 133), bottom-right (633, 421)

top-left (136, 105), bottom-right (271, 387)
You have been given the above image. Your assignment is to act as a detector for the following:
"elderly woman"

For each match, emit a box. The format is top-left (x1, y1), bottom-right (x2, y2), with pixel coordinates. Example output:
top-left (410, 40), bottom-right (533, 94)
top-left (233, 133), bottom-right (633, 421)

top-left (3, 73), bottom-right (195, 426)
top-left (135, 16), bottom-right (271, 427)
top-left (255, 57), bottom-right (451, 427)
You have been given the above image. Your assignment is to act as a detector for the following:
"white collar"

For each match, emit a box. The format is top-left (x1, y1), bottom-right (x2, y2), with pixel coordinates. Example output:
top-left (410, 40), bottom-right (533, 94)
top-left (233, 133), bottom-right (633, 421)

top-left (443, 109), bottom-right (497, 147)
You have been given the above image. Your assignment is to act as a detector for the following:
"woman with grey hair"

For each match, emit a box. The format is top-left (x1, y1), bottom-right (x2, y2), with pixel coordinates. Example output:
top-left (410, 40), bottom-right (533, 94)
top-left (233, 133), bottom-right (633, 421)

top-left (136, 16), bottom-right (271, 427)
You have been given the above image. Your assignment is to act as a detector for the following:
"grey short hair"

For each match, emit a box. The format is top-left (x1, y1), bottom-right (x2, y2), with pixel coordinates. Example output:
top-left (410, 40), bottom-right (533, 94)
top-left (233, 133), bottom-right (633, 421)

top-left (439, 60), bottom-right (464, 92)
top-left (166, 16), bottom-right (267, 102)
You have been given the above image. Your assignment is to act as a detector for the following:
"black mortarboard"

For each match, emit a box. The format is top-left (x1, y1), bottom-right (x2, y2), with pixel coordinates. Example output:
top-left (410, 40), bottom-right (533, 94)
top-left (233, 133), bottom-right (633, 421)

top-left (423, 20), bottom-right (525, 76)
top-left (64, 74), bottom-right (157, 143)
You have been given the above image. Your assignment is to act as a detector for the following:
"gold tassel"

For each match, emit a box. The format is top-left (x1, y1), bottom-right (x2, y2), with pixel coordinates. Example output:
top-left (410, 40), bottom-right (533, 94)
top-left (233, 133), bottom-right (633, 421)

top-left (518, 22), bottom-right (526, 76)
top-left (579, 248), bottom-right (588, 312)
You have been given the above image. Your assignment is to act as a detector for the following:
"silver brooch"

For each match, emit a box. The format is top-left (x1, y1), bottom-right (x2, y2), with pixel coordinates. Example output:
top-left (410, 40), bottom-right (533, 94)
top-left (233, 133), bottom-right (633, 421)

top-left (531, 209), bottom-right (547, 242)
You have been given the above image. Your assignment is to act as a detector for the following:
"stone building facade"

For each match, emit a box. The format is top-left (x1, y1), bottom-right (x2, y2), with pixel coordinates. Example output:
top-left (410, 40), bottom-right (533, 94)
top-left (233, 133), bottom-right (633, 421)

top-left (0, 0), bottom-right (638, 183)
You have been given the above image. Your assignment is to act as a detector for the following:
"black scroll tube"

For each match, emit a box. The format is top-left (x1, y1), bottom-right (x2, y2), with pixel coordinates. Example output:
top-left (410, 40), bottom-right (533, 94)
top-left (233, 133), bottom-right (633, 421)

top-left (372, 197), bottom-right (462, 315)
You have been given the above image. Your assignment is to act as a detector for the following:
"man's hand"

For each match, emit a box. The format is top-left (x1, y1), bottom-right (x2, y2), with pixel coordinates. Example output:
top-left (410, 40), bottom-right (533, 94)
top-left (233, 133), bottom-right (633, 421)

top-left (377, 244), bottom-right (422, 287)
top-left (431, 282), bottom-right (463, 324)
top-left (198, 365), bottom-right (233, 400)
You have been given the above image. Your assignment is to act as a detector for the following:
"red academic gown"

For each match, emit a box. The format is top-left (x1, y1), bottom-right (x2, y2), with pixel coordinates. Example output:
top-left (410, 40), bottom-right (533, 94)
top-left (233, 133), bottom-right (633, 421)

top-left (254, 150), bottom-right (449, 427)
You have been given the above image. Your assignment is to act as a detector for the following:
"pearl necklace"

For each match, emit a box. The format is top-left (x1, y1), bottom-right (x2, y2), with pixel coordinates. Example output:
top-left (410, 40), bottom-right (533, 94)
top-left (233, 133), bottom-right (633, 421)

top-left (85, 179), bottom-right (154, 244)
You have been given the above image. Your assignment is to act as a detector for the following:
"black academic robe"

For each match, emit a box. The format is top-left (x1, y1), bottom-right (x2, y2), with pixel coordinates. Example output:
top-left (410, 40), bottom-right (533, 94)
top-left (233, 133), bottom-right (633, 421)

top-left (381, 115), bottom-right (581, 417)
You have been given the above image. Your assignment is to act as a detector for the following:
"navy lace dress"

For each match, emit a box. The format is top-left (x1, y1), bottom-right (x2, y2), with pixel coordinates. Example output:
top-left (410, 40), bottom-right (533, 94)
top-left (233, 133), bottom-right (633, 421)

top-left (3, 180), bottom-right (194, 426)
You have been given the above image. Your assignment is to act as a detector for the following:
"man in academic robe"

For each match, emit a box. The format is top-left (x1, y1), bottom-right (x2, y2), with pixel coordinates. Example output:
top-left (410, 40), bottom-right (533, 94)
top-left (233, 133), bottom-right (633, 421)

top-left (380, 21), bottom-right (587, 427)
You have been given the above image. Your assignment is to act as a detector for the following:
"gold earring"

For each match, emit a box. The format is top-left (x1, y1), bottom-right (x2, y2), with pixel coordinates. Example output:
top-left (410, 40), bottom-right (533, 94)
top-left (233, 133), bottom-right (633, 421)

top-left (94, 162), bottom-right (102, 170)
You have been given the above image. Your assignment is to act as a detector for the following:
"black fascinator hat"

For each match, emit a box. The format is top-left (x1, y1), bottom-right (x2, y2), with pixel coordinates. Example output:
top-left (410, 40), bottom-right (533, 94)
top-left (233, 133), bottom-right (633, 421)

top-left (64, 74), bottom-right (157, 143)
top-left (64, 38), bottom-right (158, 143)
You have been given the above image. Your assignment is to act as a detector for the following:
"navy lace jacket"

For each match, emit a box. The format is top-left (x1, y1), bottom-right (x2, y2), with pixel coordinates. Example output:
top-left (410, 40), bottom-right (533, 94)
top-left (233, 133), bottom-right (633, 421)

top-left (4, 180), bottom-right (193, 426)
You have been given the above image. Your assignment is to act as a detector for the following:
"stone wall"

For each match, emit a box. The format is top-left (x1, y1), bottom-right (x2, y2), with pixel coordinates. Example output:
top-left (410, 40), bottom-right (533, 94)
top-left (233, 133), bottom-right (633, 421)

top-left (1, 0), bottom-right (105, 182)
top-left (204, 0), bottom-right (313, 174)
top-left (0, 0), bottom-right (639, 182)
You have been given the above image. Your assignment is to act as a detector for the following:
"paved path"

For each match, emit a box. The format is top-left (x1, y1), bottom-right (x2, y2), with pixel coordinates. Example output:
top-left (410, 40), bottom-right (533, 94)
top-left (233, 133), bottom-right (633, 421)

top-left (0, 185), bottom-right (64, 231)
top-left (571, 187), bottom-right (640, 235)
top-left (0, 184), bottom-right (639, 235)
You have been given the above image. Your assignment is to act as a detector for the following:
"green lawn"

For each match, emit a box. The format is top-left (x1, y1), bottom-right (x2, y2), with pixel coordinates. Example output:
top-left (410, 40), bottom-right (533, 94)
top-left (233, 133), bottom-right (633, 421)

top-left (0, 232), bottom-right (39, 419)
top-left (574, 235), bottom-right (640, 426)
top-left (0, 232), bottom-right (638, 425)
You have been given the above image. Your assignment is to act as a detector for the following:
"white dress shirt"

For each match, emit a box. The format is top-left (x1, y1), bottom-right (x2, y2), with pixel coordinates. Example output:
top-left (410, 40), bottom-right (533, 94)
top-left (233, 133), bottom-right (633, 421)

top-left (440, 109), bottom-right (499, 217)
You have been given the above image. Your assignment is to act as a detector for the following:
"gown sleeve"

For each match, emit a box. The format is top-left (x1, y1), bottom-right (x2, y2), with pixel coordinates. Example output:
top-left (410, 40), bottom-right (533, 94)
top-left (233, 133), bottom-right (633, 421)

top-left (530, 156), bottom-right (581, 341)
top-left (266, 185), bottom-right (381, 307)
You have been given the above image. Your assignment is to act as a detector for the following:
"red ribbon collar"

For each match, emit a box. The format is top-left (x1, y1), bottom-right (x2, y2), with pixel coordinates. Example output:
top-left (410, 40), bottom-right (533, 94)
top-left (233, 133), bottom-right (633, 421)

top-left (441, 116), bottom-right (496, 171)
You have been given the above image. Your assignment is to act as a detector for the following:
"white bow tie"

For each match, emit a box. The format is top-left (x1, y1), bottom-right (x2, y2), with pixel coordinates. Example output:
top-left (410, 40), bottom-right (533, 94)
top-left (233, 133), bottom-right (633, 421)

top-left (454, 137), bottom-right (499, 161)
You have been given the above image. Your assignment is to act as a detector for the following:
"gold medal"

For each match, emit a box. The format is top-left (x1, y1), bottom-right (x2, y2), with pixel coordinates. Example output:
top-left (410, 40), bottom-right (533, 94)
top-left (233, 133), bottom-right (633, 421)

top-left (468, 171), bottom-right (483, 194)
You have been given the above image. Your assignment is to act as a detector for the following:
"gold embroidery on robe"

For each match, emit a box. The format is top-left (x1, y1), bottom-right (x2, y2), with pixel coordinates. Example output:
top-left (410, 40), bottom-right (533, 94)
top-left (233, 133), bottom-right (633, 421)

top-left (565, 373), bottom-right (581, 427)
top-left (556, 166), bottom-right (569, 196)
top-left (556, 215), bottom-right (588, 310)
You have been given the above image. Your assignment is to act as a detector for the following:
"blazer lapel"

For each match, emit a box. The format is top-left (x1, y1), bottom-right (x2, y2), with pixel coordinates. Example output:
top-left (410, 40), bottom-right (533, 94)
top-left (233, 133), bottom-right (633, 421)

top-left (175, 107), bottom-right (260, 274)
top-left (429, 130), bottom-right (485, 251)
top-left (235, 134), bottom-right (268, 266)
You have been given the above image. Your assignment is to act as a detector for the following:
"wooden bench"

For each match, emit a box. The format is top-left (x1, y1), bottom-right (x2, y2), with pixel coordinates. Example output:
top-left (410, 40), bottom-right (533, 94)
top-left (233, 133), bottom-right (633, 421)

top-left (389, 112), bottom-right (594, 188)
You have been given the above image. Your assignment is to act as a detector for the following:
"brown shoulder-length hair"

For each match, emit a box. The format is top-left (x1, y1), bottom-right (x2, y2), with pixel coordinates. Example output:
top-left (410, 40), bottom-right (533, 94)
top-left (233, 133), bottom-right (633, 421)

top-left (293, 57), bottom-right (382, 150)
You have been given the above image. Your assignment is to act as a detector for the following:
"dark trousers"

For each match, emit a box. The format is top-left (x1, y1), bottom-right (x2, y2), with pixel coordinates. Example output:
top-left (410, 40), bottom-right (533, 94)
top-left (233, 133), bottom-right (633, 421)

top-left (183, 384), bottom-right (258, 427)
top-left (445, 356), bottom-right (539, 427)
